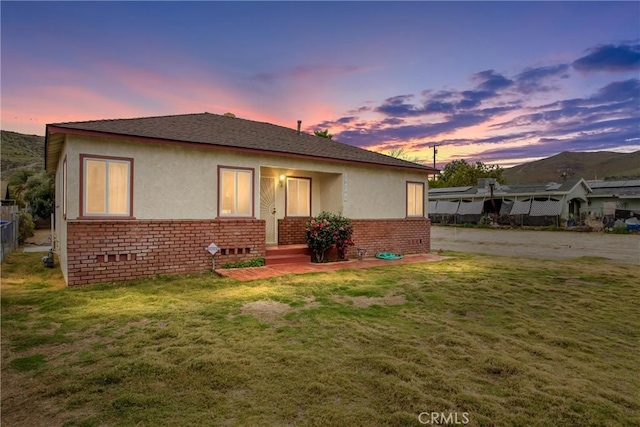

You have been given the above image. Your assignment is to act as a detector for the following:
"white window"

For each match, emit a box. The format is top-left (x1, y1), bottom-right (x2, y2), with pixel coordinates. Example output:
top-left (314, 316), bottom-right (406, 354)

top-left (220, 168), bottom-right (253, 217)
top-left (82, 156), bottom-right (131, 216)
top-left (286, 177), bottom-right (311, 217)
top-left (407, 182), bottom-right (424, 217)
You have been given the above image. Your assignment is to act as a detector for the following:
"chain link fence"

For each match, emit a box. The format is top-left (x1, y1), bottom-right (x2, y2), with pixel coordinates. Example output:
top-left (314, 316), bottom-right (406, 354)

top-left (1, 206), bottom-right (20, 262)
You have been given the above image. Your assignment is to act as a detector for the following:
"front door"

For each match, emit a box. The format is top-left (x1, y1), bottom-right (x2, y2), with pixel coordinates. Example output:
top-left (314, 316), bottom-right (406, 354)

top-left (260, 176), bottom-right (277, 244)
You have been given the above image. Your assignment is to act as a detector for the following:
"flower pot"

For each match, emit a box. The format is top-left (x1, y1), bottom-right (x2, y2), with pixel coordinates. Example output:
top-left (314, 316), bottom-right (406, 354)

top-left (324, 246), bottom-right (339, 262)
top-left (311, 246), bottom-right (338, 263)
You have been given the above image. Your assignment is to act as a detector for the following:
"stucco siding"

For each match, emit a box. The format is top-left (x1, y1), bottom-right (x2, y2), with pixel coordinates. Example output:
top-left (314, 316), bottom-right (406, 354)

top-left (342, 169), bottom-right (428, 219)
top-left (64, 135), bottom-right (429, 221)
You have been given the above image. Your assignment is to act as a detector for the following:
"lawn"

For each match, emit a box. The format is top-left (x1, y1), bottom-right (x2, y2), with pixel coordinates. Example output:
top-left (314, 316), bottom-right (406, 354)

top-left (1, 251), bottom-right (639, 426)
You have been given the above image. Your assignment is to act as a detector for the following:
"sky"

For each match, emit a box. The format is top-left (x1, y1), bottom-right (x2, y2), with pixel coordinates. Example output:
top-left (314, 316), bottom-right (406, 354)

top-left (1, 1), bottom-right (639, 168)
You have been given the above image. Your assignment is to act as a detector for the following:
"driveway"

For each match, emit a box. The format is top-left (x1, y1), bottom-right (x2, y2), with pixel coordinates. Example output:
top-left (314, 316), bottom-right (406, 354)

top-left (431, 226), bottom-right (639, 265)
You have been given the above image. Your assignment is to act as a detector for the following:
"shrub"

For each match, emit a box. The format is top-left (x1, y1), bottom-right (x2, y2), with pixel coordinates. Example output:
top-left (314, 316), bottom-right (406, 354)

top-left (24, 171), bottom-right (55, 221)
top-left (305, 212), bottom-right (354, 262)
top-left (221, 258), bottom-right (265, 269)
top-left (18, 211), bottom-right (35, 244)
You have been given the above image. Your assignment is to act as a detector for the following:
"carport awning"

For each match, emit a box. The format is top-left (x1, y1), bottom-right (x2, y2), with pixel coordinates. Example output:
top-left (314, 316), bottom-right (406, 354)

top-left (500, 200), bottom-right (514, 215)
top-left (457, 200), bottom-right (484, 215)
top-left (434, 200), bottom-right (460, 214)
top-left (529, 199), bottom-right (563, 216)
top-left (510, 199), bottom-right (532, 215)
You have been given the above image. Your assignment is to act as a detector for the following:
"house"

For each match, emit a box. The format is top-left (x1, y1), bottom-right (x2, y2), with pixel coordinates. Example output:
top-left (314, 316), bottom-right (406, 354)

top-left (45, 113), bottom-right (437, 286)
top-left (584, 180), bottom-right (640, 219)
top-left (428, 178), bottom-right (592, 226)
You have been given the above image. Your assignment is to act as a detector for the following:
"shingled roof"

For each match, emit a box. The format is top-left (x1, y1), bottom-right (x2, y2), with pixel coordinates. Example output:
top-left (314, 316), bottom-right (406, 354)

top-left (429, 178), bottom-right (592, 199)
top-left (46, 112), bottom-right (436, 173)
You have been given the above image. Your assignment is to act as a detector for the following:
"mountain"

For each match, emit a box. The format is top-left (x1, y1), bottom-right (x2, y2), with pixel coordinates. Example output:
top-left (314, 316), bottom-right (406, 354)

top-left (1, 130), bottom-right (45, 176)
top-left (503, 151), bottom-right (640, 184)
top-left (2, 130), bottom-right (639, 186)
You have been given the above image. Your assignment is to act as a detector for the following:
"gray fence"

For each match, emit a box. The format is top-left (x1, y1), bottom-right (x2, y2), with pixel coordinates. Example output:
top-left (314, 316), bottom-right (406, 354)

top-left (1, 206), bottom-right (20, 262)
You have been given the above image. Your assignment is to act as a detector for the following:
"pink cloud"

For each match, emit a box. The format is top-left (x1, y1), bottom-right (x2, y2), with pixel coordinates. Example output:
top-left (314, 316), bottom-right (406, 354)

top-left (1, 61), bottom-right (284, 134)
top-left (2, 85), bottom-right (151, 134)
top-left (1, 57), bottom-right (366, 136)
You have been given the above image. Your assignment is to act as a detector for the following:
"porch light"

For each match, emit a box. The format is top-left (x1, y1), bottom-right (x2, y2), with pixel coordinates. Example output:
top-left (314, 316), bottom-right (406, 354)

top-left (279, 174), bottom-right (285, 187)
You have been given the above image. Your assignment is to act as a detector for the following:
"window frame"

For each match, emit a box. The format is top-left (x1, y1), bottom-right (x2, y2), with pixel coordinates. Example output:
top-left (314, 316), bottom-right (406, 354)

top-left (79, 154), bottom-right (134, 219)
top-left (285, 176), bottom-right (312, 217)
top-left (217, 166), bottom-right (255, 218)
top-left (406, 181), bottom-right (425, 218)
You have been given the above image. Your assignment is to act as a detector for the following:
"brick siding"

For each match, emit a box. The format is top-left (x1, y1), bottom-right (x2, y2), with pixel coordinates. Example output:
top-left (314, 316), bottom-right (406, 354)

top-left (348, 218), bottom-right (430, 259)
top-left (66, 219), bottom-right (265, 286)
top-left (278, 217), bottom-right (430, 258)
top-left (278, 217), bottom-right (310, 245)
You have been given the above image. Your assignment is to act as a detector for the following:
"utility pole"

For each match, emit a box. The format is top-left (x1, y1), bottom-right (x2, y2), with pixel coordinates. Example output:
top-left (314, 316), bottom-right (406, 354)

top-left (429, 144), bottom-right (440, 179)
top-left (432, 144), bottom-right (438, 169)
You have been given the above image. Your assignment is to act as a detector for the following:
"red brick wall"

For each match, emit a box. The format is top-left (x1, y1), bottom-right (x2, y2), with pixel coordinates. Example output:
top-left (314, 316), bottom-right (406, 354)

top-left (278, 217), bottom-right (310, 245)
top-left (66, 219), bottom-right (265, 286)
top-left (277, 217), bottom-right (431, 258)
top-left (348, 218), bottom-right (430, 259)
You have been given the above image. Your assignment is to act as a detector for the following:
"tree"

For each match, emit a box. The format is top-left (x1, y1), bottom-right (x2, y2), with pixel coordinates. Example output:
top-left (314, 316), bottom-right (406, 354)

top-left (7, 168), bottom-right (37, 208)
top-left (431, 159), bottom-right (505, 187)
top-left (383, 147), bottom-right (426, 165)
top-left (314, 129), bottom-right (333, 139)
top-left (24, 171), bottom-right (55, 221)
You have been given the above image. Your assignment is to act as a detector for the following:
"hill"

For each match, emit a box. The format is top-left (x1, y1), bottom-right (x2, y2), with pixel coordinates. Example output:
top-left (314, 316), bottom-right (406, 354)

top-left (503, 151), bottom-right (640, 184)
top-left (1, 130), bottom-right (46, 199)
top-left (1, 130), bottom-right (45, 176)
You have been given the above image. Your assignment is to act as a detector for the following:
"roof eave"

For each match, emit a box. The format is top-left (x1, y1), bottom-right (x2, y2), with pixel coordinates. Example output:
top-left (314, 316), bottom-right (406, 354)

top-left (46, 126), bottom-right (438, 174)
top-left (45, 125), bottom-right (66, 173)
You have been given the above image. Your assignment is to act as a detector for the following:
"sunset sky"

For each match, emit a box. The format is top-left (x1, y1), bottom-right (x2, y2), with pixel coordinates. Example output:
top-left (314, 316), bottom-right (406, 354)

top-left (2, 1), bottom-right (639, 168)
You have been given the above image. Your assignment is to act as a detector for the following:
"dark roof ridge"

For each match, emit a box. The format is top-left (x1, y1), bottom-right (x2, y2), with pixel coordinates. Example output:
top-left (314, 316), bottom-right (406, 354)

top-left (51, 112), bottom-right (216, 126)
top-left (47, 112), bottom-right (436, 172)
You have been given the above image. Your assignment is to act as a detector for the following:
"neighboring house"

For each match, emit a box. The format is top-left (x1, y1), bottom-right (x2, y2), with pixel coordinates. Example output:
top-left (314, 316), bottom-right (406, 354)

top-left (45, 113), bottom-right (437, 286)
top-left (429, 178), bottom-right (592, 226)
top-left (585, 180), bottom-right (640, 219)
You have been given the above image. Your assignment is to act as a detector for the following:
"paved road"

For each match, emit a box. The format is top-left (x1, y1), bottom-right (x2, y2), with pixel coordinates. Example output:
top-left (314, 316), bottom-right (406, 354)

top-left (431, 226), bottom-right (639, 265)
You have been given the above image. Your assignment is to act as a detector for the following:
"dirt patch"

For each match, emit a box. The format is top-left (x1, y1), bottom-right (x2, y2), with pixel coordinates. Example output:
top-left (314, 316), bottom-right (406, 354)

top-left (23, 228), bottom-right (52, 246)
top-left (240, 301), bottom-right (293, 324)
top-left (431, 227), bottom-right (639, 266)
top-left (332, 293), bottom-right (406, 308)
top-left (301, 296), bottom-right (322, 309)
top-left (238, 294), bottom-right (406, 324)
top-left (118, 318), bottom-right (152, 334)
top-left (28, 337), bottom-right (105, 364)
top-left (27, 322), bottom-right (61, 336)
top-left (238, 297), bottom-right (323, 324)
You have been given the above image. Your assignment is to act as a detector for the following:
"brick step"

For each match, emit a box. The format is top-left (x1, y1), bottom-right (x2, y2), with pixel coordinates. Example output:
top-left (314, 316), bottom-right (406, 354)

top-left (264, 254), bottom-right (311, 266)
top-left (265, 244), bottom-right (310, 257)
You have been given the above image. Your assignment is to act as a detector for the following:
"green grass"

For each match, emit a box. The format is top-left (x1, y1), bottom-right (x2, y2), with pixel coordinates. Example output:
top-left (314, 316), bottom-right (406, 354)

top-left (2, 251), bottom-right (639, 426)
top-left (9, 353), bottom-right (47, 371)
